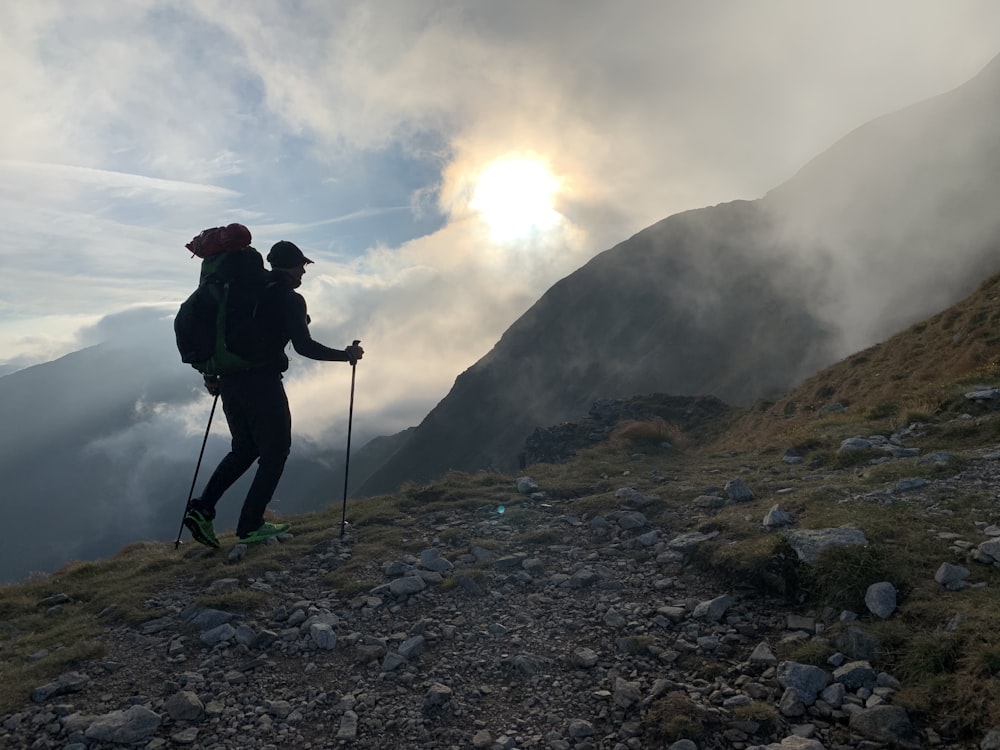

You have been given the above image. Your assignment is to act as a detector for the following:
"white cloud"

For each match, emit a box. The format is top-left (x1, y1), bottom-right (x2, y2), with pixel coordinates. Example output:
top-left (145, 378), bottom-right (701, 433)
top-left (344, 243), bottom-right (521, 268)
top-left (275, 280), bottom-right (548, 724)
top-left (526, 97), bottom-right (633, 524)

top-left (2, 0), bottom-right (1000, 436)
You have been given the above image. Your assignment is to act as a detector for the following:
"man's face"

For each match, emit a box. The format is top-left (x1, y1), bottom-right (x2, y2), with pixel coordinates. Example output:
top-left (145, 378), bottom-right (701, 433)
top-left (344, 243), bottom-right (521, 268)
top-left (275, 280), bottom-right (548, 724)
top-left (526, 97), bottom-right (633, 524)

top-left (282, 263), bottom-right (307, 288)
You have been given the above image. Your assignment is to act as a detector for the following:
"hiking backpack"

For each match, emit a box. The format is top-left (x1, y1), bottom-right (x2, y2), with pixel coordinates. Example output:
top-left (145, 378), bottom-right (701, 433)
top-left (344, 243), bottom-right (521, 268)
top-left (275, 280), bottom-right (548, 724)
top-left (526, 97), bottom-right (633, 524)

top-left (174, 224), bottom-right (275, 376)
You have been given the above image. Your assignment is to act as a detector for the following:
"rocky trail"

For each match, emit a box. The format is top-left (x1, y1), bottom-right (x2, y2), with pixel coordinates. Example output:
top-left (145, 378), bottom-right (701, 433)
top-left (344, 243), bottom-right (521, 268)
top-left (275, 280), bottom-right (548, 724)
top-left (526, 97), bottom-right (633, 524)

top-left (7, 422), bottom-right (1000, 750)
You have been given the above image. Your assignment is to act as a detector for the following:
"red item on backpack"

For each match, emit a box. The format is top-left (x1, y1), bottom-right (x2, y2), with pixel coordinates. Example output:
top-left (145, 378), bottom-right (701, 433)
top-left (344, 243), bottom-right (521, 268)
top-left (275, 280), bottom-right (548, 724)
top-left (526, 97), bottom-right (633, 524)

top-left (185, 223), bottom-right (252, 258)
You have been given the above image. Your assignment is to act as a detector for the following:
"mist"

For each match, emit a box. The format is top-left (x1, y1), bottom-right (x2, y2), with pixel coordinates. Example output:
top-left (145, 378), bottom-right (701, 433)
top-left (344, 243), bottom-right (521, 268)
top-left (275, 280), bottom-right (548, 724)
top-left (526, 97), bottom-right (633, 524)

top-left (0, 309), bottom-right (362, 584)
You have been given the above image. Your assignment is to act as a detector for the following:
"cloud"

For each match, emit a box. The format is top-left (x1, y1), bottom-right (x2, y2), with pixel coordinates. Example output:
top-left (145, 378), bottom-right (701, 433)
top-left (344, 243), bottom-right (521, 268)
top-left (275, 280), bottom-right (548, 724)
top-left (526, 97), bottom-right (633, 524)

top-left (3, 0), bottom-right (1000, 425)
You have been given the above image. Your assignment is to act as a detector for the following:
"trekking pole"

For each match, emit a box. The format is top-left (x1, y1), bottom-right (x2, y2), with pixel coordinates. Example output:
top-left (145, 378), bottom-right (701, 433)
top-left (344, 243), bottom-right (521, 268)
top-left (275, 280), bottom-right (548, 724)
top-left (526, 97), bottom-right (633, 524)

top-left (340, 340), bottom-right (361, 538)
top-left (174, 394), bottom-right (219, 549)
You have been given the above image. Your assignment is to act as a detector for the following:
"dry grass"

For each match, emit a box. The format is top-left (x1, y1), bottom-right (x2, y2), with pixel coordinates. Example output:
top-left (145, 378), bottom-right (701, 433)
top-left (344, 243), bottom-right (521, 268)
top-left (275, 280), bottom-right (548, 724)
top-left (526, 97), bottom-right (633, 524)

top-left (720, 271), bottom-right (1000, 452)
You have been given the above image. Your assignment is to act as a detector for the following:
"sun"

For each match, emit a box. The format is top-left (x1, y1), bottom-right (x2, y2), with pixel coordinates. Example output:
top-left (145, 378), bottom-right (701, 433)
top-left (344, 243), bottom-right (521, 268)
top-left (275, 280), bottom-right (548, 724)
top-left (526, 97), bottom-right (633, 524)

top-left (470, 157), bottom-right (562, 241)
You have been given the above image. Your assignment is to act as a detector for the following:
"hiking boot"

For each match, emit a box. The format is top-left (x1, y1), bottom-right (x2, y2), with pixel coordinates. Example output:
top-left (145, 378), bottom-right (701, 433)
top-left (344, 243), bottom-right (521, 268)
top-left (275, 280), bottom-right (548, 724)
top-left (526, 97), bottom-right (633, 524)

top-left (238, 521), bottom-right (290, 544)
top-left (184, 509), bottom-right (221, 549)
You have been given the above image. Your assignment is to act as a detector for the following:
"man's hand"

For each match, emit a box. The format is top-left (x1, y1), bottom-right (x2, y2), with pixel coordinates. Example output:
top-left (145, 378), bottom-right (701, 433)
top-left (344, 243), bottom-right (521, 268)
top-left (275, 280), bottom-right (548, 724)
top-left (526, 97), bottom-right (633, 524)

top-left (346, 342), bottom-right (364, 366)
top-left (203, 375), bottom-right (220, 396)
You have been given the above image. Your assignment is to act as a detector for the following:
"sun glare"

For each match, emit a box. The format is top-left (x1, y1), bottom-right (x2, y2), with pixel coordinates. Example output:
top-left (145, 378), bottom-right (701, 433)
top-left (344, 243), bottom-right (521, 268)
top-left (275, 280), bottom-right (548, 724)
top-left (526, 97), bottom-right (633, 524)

top-left (470, 157), bottom-right (561, 241)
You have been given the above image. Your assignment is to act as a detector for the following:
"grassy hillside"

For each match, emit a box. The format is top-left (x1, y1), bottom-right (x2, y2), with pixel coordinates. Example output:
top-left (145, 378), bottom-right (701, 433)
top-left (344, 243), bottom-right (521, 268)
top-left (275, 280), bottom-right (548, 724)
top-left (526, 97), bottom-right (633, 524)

top-left (722, 268), bottom-right (1000, 452)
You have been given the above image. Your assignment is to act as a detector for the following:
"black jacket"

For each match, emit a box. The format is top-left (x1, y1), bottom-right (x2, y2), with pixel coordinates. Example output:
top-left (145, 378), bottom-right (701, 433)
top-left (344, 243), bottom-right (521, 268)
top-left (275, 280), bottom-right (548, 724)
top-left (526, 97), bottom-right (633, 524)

top-left (251, 272), bottom-right (352, 373)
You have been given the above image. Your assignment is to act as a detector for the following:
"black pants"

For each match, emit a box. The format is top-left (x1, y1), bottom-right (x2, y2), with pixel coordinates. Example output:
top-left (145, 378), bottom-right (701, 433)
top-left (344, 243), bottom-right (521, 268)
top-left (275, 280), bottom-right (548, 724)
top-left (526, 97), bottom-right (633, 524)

top-left (194, 370), bottom-right (291, 538)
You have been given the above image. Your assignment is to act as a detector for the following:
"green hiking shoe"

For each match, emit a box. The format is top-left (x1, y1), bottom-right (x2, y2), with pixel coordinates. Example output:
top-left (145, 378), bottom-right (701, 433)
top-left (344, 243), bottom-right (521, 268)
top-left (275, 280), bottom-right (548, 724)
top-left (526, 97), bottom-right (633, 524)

top-left (238, 521), bottom-right (290, 544)
top-left (184, 509), bottom-right (221, 549)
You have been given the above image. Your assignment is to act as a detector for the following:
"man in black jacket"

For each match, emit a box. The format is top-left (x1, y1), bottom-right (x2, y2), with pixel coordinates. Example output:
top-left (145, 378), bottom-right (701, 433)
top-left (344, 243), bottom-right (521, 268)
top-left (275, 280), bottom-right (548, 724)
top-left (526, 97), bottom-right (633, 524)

top-left (184, 240), bottom-right (363, 548)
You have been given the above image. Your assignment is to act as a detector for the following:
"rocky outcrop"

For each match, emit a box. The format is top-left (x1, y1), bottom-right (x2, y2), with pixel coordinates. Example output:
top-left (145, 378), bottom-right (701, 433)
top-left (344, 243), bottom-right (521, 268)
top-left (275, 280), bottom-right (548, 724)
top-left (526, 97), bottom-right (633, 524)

top-left (523, 394), bottom-right (732, 466)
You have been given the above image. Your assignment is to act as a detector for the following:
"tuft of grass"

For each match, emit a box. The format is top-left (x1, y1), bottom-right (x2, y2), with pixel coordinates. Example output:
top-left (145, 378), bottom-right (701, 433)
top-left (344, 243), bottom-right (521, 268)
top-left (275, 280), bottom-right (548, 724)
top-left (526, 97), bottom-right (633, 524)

top-left (610, 417), bottom-right (689, 452)
top-left (867, 401), bottom-right (901, 421)
top-left (732, 701), bottom-right (778, 725)
top-left (971, 646), bottom-right (1000, 678)
top-left (798, 545), bottom-right (906, 614)
top-left (897, 631), bottom-right (966, 677)
top-left (513, 527), bottom-right (566, 545)
top-left (693, 535), bottom-right (801, 597)
top-left (196, 590), bottom-right (271, 613)
top-left (644, 692), bottom-right (706, 742)
top-left (782, 638), bottom-right (833, 667)
top-left (440, 569), bottom-right (486, 592)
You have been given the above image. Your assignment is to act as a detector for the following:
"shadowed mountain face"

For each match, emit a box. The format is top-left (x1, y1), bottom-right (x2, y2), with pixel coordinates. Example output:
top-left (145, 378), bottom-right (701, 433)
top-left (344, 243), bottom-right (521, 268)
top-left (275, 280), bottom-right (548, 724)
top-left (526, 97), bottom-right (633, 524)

top-left (358, 53), bottom-right (1000, 495)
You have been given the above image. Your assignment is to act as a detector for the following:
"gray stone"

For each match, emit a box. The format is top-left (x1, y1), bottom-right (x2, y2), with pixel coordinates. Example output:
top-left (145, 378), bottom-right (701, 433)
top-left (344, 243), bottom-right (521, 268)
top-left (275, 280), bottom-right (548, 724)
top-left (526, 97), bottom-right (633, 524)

top-left (616, 486), bottom-right (654, 507)
top-left (668, 530), bottom-right (719, 550)
top-left (692, 593), bottom-right (733, 621)
top-left (749, 641), bottom-right (777, 665)
top-left (568, 567), bottom-right (601, 588)
top-left (835, 626), bottom-right (879, 661)
top-left (777, 661), bottom-right (830, 704)
top-left (637, 530), bottom-right (659, 546)
top-left (603, 608), bottom-right (626, 627)
top-left (981, 727), bottom-right (1000, 750)
top-left (184, 607), bottom-right (234, 630)
top-left (725, 477), bottom-right (755, 502)
top-left (819, 682), bottom-right (845, 708)
top-left (388, 575), bottom-right (426, 596)
top-left (778, 687), bottom-right (806, 717)
top-left (613, 677), bottom-right (642, 709)
top-left (398, 634), bottom-right (425, 659)
top-left (848, 705), bottom-right (920, 749)
top-left (251, 629), bottom-right (278, 650)
top-left (570, 647), bottom-right (599, 668)
top-left (865, 581), bottom-right (897, 619)
top-left (200, 623), bottom-right (236, 646)
top-left (838, 437), bottom-right (873, 453)
top-left (894, 477), bottom-right (928, 493)
top-left (419, 548), bottom-right (454, 572)
top-left (266, 699), bottom-right (293, 719)
top-left (456, 574), bottom-right (486, 596)
top-left (336, 709), bottom-right (358, 740)
top-left (763, 504), bottom-right (794, 528)
top-left (516, 476), bottom-right (539, 494)
top-left (381, 652), bottom-right (406, 672)
top-left (309, 622), bottom-right (337, 650)
top-left (164, 691), bottom-right (204, 722)
top-left (424, 683), bottom-right (453, 708)
top-left (783, 526), bottom-right (868, 565)
top-left (503, 653), bottom-right (549, 677)
top-left (85, 705), bottom-right (161, 744)
top-left (975, 538), bottom-right (1000, 564)
top-left (616, 511), bottom-right (648, 530)
top-left (935, 561), bottom-right (971, 590)
top-left (832, 660), bottom-right (877, 691)
top-left (169, 727), bottom-right (199, 744)
top-left (31, 671), bottom-right (89, 703)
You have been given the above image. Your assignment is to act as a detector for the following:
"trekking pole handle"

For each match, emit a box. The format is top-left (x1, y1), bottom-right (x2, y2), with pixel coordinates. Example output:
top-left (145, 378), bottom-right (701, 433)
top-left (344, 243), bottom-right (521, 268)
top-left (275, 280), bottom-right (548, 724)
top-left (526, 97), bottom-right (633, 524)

top-left (352, 339), bottom-right (361, 347)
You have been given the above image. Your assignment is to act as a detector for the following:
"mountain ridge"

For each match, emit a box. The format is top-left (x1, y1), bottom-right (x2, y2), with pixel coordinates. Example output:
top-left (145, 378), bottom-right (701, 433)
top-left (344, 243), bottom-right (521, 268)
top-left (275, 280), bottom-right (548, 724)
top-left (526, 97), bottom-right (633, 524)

top-left (357, 51), bottom-right (1000, 496)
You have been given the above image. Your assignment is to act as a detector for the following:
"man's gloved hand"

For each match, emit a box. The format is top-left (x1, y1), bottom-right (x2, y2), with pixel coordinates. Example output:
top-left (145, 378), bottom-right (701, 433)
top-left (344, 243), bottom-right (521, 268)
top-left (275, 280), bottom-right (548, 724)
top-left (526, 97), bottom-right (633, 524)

top-left (346, 343), bottom-right (364, 366)
top-left (203, 375), bottom-right (220, 396)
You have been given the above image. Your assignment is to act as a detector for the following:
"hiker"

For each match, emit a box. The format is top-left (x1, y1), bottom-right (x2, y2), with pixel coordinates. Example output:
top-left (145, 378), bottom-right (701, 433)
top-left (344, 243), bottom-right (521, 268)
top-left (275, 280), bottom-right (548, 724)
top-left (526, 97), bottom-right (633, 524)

top-left (183, 240), bottom-right (364, 548)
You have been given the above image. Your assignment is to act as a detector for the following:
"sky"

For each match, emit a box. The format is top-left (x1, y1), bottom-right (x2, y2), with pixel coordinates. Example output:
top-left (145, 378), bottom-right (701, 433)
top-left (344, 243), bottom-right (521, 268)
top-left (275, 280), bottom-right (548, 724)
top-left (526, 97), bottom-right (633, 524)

top-left (4, 0), bottom-right (1000, 447)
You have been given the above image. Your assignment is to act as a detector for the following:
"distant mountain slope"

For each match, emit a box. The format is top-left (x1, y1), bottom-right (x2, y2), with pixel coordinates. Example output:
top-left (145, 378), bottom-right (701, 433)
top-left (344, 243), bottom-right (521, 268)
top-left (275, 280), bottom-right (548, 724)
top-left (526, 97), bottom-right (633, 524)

top-left (359, 53), bottom-right (1000, 496)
